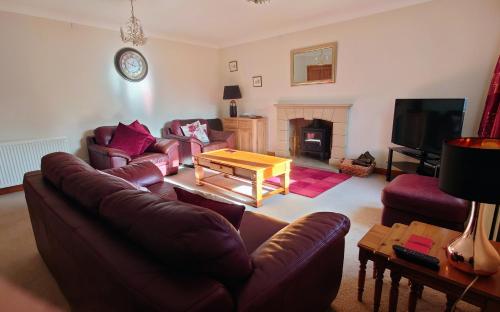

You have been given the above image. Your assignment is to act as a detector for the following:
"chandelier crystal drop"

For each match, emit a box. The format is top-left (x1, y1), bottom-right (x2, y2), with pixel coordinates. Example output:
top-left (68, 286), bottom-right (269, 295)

top-left (248, 0), bottom-right (271, 4)
top-left (120, 0), bottom-right (147, 46)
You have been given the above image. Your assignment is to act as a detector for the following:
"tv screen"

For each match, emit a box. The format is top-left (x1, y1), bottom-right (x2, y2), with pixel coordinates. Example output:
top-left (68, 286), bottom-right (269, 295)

top-left (391, 98), bottom-right (466, 155)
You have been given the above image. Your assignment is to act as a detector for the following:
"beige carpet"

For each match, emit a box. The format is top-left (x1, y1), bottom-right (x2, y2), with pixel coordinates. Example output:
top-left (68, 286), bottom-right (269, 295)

top-left (0, 167), bottom-right (479, 311)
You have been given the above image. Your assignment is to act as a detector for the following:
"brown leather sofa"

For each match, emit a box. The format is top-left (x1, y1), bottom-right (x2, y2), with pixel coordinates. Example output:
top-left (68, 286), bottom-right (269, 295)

top-left (87, 125), bottom-right (179, 176)
top-left (162, 119), bottom-right (235, 166)
top-left (24, 152), bottom-right (350, 312)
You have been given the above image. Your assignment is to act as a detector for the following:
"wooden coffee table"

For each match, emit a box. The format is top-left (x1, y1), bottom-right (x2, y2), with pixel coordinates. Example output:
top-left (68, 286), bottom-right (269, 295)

top-left (358, 222), bottom-right (500, 312)
top-left (193, 149), bottom-right (291, 207)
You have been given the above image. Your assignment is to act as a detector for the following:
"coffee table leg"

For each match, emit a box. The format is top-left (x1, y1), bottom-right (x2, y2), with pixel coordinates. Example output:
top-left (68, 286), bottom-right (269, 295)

top-left (252, 172), bottom-right (263, 207)
top-left (358, 249), bottom-right (369, 302)
top-left (195, 165), bottom-right (204, 186)
top-left (389, 269), bottom-right (401, 312)
top-left (374, 257), bottom-right (385, 312)
top-left (280, 163), bottom-right (291, 195)
top-left (408, 280), bottom-right (421, 312)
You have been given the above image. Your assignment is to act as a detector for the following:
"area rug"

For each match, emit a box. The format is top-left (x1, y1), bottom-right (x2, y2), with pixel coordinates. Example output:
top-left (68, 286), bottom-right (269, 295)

top-left (266, 165), bottom-right (351, 198)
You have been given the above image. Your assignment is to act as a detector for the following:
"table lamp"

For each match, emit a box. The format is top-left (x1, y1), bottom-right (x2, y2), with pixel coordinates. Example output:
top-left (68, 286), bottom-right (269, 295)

top-left (439, 138), bottom-right (500, 276)
top-left (223, 85), bottom-right (242, 117)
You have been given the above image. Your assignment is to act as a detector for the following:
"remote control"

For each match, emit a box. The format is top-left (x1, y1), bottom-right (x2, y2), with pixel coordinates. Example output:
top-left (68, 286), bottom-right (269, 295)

top-left (393, 245), bottom-right (440, 271)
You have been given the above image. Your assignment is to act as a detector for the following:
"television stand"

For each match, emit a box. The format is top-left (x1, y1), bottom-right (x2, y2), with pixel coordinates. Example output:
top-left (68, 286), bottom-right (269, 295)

top-left (386, 146), bottom-right (440, 181)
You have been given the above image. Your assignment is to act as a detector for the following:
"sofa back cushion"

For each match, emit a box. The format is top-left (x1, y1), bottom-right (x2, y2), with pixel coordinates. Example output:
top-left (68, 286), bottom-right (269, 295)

top-left (94, 126), bottom-right (117, 146)
top-left (100, 190), bottom-right (253, 282)
top-left (41, 152), bottom-right (96, 188)
top-left (170, 119), bottom-right (208, 136)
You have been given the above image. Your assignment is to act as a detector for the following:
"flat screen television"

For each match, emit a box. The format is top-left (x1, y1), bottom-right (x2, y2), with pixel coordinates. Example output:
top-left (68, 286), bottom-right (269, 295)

top-left (391, 98), bottom-right (466, 155)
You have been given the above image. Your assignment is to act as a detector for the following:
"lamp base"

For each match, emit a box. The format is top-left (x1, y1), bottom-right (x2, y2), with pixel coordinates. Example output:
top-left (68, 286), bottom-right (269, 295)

top-left (229, 100), bottom-right (238, 117)
top-left (446, 202), bottom-right (500, 276)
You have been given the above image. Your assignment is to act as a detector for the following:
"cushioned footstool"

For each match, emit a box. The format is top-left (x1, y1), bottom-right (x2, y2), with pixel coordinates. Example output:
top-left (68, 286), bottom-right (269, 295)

top-left (381, 174), bottom-right (470, 231)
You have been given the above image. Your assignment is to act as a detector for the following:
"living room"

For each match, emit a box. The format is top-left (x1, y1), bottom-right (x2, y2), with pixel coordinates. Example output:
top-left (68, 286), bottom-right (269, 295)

top-left (0, 0), bottom-right (499, 311)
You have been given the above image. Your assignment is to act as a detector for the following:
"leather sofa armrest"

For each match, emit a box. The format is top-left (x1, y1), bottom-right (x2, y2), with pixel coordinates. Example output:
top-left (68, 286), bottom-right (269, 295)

top-left (103, 162), bottom-right (164, 187)
top-left (237, 212), bottom-right (350, 312)
top-left (87, 143), bottom-right (131, 161)
top-left (149, 138), bottom-right (179, 155)
top-left (164, 134), bottom-right (204, 147)
top-left (209, 129), bottom-right (235, 144)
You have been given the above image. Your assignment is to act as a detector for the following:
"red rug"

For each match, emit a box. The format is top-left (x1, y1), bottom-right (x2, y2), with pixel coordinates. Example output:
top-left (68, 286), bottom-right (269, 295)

top-left (266, 165), bottom-right (351, 198)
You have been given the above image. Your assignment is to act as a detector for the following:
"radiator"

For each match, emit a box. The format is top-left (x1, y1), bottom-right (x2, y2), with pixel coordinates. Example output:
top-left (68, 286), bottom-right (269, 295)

top-left (0, 137), bottom-right (69, 188)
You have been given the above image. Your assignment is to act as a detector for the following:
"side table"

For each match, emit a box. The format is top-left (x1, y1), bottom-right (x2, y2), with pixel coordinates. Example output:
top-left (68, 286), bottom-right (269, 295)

top-left (358, 222), bottom-right (500, 312)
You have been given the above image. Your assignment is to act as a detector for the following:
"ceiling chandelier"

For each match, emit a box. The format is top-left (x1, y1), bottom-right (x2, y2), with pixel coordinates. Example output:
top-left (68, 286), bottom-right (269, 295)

top-left (248, 0), bottom-right (271, 4)
top-left (120, 0), bottom-right (147, 46)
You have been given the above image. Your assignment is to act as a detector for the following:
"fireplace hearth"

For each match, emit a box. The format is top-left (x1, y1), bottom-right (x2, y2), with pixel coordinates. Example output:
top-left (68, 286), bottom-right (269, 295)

top-left (300, 119), bottom-right (332, 160)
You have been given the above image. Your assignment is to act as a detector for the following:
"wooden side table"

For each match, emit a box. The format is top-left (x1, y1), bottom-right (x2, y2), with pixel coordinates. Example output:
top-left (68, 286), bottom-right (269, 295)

top-left (358, 222), bottom-right (500, 312)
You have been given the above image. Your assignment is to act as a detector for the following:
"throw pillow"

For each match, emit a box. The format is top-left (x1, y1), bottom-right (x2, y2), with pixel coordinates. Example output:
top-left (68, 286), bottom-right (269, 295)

top-left (174, 187), bottom-right (245, 230)
top-left (180, 121), bottom-right (210, 144)
top-left (128, 120), bottom-right (156, 153)
top-left (108, 123), bottom-right (150, 156)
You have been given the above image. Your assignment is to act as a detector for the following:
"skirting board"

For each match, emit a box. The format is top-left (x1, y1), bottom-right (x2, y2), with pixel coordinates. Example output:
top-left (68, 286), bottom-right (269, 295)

top-left (0, 185), bottom-right (23, 195)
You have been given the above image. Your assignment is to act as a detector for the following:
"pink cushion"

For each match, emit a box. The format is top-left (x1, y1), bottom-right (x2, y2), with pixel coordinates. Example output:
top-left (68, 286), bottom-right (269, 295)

top-left (108, 123), bottom-right (150, 156)
top-left (174, 187), bottom-right (245, 229)
top-left (128, 120), bottom-right (156, 153)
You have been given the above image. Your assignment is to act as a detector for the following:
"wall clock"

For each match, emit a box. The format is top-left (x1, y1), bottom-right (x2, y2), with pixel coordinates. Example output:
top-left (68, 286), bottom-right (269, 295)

top-left (114, 47), bottom-right (148, 82)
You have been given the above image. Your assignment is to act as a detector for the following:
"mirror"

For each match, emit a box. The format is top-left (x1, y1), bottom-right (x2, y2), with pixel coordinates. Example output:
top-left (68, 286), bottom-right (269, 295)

top-left (291, 42), bottom-right (337, 86)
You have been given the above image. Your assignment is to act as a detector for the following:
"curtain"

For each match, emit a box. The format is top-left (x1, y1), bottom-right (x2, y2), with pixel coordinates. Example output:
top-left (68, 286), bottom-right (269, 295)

top-left (478, 54), bottom-right (500, 138)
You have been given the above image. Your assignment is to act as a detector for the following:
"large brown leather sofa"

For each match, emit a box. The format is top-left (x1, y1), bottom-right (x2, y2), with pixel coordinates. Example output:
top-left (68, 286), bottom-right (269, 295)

top-left (24, 152), bottom-right (350, 312)
top-left (162, 118), bottom-right (235, 166)
top-left (87, 125), bottom-right (179, 176)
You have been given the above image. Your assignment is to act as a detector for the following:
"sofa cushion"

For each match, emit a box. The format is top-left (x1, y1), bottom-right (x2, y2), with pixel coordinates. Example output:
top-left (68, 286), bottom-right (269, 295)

top-left (174, 187), bottom-right (245, 230)
top-left (130, 152), bottom-right (170, 165)
top-left (108, 123), bottom-right (151, 156)
top-left (381, 174), bottom-right (469, 223)
top-left (128, 120), bottom-right (156, 152)
top-left (103, 162), bottom-right (163, 187)
top-left (100, 190), bottom-right (253, 282)
top-left (41, 152), bottom-right (95, 188)
top-left (61, 170), bottom-right (137, 214)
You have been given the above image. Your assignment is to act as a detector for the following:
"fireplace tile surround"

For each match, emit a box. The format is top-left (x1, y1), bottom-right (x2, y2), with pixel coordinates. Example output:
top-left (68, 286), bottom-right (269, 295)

top-left (274, 104), bottom-right (352, 165)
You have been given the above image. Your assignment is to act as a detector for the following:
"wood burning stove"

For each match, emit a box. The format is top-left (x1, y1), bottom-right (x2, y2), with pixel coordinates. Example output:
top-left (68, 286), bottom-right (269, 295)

top-left (300, 119), bottom-right (332, 160)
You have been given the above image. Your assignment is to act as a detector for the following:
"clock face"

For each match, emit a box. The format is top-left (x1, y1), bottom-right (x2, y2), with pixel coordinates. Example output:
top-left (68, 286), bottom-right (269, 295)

top-left (114, 48), bottom-right (148, 82)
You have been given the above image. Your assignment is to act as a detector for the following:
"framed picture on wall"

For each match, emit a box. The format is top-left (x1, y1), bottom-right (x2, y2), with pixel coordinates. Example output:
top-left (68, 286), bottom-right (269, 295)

top-left (229, 61), bottom-right (238, 72)
top-left (252, 76), bottom-right (262, 87)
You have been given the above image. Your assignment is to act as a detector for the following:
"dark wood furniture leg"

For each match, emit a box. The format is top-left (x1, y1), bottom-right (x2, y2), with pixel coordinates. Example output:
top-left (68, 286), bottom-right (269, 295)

top-left (386, 147), bottom-right (393, 181)
top-left (445, 294), bottom-right (458, 312)
top-left (408, 280), bottom-right (421, 312)
top-left (389, 269), bottom-right (401, 312)
top-left (358, 249), bottom-right (369, 302)
top-left (374, 257), bottom-right (386, 312)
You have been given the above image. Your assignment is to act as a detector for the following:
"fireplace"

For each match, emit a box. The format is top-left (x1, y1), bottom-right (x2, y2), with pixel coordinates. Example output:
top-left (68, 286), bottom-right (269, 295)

top-left (300, 119), bottom-right (332, 160)
top-left (275, 104), bottom-right (351, 165)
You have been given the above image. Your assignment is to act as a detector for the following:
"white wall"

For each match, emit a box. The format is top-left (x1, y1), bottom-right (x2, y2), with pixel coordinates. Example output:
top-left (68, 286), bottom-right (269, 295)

top-left (219, 0), bottom-right (500, 165)
top-left (0, 11), bottom-right (220, 159)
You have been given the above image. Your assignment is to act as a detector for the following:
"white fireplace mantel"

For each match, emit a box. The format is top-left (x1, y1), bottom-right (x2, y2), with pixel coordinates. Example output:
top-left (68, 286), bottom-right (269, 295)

top-left (274, 104), bottom-right (352, 165)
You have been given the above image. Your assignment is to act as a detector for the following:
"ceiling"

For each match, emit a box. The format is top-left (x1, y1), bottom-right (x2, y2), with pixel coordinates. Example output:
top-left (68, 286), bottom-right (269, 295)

top-left (0, 0), bottom-right (431, 48)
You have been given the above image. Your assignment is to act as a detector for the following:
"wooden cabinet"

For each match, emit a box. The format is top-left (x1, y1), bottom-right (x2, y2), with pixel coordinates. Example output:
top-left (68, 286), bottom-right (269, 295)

top-left (222, 117), bottom-right (268, 154)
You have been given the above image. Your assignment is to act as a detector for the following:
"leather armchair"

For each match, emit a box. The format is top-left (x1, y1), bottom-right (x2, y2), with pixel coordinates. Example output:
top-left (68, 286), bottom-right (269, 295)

top-left (87, 125), bottom-right (179, 176)
top-left (163, 119), bottom-right (235, 166)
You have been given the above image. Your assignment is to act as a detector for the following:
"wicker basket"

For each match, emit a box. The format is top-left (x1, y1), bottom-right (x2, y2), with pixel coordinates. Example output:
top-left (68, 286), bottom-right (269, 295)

top-left (338, 158), bottom-right (375, 177)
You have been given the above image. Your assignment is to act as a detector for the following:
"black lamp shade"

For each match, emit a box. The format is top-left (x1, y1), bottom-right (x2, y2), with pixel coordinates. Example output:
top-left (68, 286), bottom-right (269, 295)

top-left (439, 138), bottom-right (500, 204)
top-left (223, 85), bottom-right (242, 100)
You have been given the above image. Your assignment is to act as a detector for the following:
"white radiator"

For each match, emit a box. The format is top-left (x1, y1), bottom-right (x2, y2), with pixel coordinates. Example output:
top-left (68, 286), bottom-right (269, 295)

top-left (0, 137), bottom-right (69, 188)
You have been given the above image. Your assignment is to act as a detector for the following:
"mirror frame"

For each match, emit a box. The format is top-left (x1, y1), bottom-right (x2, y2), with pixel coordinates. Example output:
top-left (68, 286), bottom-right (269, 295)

top-left (290, 42), bottom-right (337, 86)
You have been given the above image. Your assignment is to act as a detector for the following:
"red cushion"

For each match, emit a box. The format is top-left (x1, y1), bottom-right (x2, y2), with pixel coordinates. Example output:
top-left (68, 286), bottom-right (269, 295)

top-left (129, 120), bottom-right (156, 153)
top-left (174, 187), bottom-right (245, 230)
top-left (108, 123), bottom-right (150, 156)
